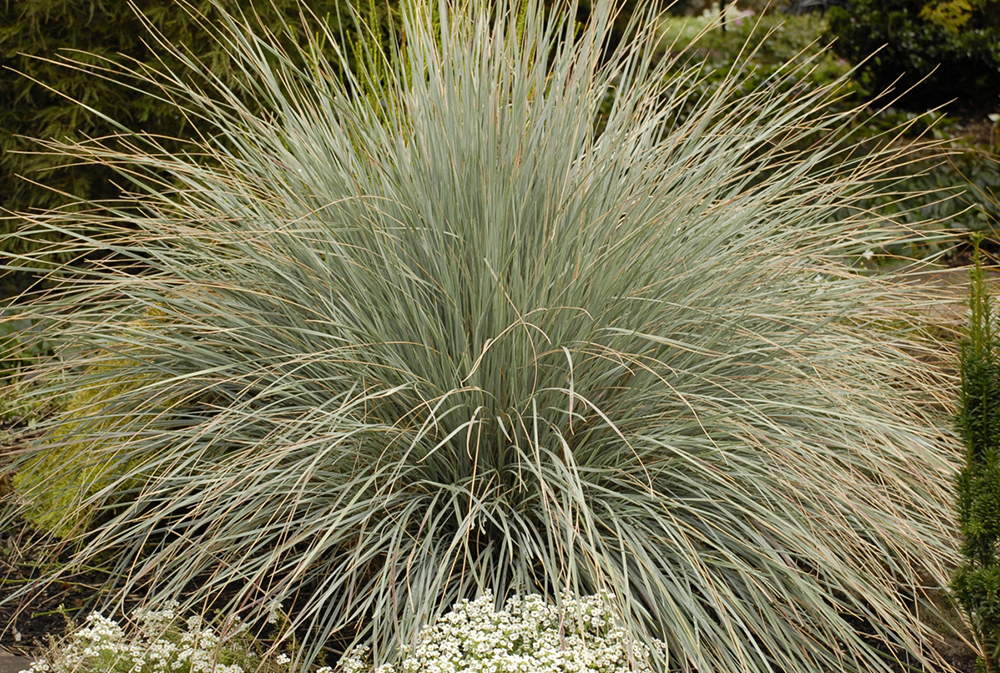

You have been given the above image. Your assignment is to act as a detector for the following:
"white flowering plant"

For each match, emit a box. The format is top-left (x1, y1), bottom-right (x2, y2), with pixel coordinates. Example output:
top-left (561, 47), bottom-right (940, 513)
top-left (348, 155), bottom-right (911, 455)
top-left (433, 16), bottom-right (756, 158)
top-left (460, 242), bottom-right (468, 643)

top-left (21, 602), bottom-right (295, 673)
top-left (338, 592), bottom-right (664, 673)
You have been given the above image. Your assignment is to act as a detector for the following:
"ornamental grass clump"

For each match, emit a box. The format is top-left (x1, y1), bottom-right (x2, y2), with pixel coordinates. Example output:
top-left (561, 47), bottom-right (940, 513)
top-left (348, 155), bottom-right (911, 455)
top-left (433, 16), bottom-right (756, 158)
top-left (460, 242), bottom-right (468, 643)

top-left (0, 0), bottom-right (962, 672)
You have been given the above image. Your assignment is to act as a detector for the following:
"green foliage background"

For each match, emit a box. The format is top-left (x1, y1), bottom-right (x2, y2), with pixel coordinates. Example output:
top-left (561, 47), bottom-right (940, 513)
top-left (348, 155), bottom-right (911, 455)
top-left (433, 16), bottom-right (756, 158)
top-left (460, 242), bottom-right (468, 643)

top-left (659, 9), bottom-right (1000, 262)
top-left (826, 0), bottom-right (1000, 113)
top-left (0, 0), bottom-right (401, 299)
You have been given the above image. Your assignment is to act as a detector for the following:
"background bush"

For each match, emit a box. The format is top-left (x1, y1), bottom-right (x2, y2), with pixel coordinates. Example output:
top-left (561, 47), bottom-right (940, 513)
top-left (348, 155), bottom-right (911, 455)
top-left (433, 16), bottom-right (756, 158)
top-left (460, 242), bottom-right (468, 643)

top-left (658, 11), bottom-right (855, 125)
top-left (659, 8), bottom-right (1000, 262)
top-left (826, 0), bottom-right (1000, 113)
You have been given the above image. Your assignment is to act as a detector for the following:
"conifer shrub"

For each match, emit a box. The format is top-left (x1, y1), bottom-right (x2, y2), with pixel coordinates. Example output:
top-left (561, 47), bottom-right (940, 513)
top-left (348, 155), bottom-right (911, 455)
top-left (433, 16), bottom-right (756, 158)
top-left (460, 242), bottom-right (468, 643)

top-left (10, 309), bottom-right (176, 538)
top-left (952, 242), bottom-right (1000, 672)
top-left (0, 2), bottom-right (964, 673)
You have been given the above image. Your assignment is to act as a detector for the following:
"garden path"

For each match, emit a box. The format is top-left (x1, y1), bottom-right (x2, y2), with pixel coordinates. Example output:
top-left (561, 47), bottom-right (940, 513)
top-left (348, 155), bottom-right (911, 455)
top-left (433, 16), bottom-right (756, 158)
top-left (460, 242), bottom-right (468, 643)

top-left (0, 648), bottom-right (29, 673)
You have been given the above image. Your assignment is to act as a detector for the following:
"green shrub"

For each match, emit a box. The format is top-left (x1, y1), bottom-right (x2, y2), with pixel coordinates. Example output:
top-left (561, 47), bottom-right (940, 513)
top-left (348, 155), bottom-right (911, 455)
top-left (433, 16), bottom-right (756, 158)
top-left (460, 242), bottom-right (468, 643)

top-left (0, 312), bottom-right (49, 388)
top-left (952, 243), bottom-right (1000, 672)
top-left (869, 149), bottom-right (999, 261)
top-left (660, 11), bottom-right (999, 263)
top-left (10, 310), bottom-right (174, 538)
top-left (0, 306), bottom-right (59, 427)
top-left (1, 1), bottom-right (963, 673)
top-left (826, 0), bottom-right (1000, 112)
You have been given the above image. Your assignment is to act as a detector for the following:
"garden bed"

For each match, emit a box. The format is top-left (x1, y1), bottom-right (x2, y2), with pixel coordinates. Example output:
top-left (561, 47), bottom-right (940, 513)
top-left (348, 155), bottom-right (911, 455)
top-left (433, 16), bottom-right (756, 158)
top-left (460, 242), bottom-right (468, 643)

top-left (1, 2), bottom-right (997, 673)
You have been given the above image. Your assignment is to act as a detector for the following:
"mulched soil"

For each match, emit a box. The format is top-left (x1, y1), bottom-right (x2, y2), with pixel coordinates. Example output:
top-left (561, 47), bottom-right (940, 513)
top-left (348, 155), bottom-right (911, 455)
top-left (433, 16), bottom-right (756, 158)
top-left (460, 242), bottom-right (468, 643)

top-left (951, 115), bottom-right (996, 149)
top-left (0, 509), bottom-right (119, 657)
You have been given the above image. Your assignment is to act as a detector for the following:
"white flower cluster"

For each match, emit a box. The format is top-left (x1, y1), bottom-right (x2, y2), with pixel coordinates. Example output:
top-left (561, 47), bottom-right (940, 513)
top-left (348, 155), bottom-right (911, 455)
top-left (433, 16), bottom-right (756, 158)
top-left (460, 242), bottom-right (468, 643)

top-left (20, 602), bottom-right (291, 673)
top-left (340, 592), bottom-right (665, 673)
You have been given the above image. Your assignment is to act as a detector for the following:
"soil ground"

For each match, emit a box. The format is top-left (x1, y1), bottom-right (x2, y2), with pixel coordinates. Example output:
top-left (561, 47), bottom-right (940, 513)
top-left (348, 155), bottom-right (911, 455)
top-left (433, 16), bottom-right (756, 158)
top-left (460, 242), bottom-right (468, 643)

top-left (0, 515), bottom-right (117, 657)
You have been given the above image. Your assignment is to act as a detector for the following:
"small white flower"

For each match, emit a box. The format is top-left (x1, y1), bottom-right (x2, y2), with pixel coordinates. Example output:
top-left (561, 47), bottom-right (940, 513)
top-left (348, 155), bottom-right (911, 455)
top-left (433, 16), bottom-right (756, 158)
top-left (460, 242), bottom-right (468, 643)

top-left (862, 249), bottom-right (874, 260)
top-left (266, 601), bottom-right (285, 625)
top-left (276, 653), bottom-right (292, 665)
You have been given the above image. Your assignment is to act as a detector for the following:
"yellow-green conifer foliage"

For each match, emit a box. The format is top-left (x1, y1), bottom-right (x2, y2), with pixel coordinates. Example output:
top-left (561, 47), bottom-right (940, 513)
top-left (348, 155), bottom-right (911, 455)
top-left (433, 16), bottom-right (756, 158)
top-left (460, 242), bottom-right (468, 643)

top-left (12, 311), bottom-right (177, 538)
